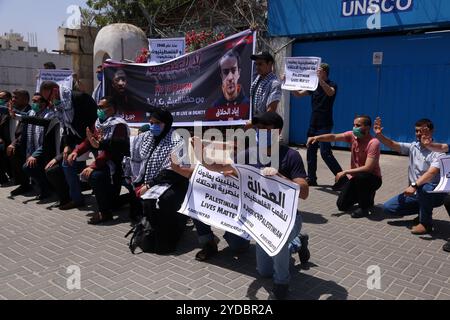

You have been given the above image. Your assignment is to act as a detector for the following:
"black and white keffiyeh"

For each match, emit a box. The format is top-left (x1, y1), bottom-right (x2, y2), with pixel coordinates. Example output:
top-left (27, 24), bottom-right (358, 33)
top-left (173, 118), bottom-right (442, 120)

top-left (26, 108), bottom-right (56, 156)
top-left (94, 115), bottom-right (130, 180)
top-left (140, 129), bottom-right (183, 185)
top-left (54, 86), bottom-right (77, 137)
top-left (250, 72), bottom-right (279, 116)
top-left (94, 115), bottom-right (130, 141)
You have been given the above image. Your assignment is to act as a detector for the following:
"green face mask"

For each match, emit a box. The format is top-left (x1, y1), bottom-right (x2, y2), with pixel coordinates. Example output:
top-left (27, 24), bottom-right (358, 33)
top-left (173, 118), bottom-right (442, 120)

top-left (97, 109), bottom-right (107, 122)
top-left (0, 99), bottom-right (5, 106)
top-left (31, 103), bottom-right (40, 113)
top-left (353, 127), bottom-right (365, 139)
top-left (53, 99), bottom-right (61, 106)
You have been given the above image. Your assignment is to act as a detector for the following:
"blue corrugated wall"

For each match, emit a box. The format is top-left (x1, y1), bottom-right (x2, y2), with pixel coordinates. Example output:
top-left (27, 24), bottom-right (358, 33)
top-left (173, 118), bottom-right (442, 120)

top-left (289, 32), bottom-right (450, 150)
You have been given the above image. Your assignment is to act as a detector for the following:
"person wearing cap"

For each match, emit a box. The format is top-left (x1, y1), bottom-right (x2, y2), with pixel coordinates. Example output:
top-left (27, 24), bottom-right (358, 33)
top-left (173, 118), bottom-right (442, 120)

top-left (307, 115), bottom-right (382, 219)
top-left (68, 96), bottom-right (130, 224)
top-left (132, 108), bottom-right (190, 253)
top-left (171, 111), bottom-right (310, 300)
top-left (249, 51), bottom-right (282, 119)
top-left (291, 63), bottom-right (344, 190)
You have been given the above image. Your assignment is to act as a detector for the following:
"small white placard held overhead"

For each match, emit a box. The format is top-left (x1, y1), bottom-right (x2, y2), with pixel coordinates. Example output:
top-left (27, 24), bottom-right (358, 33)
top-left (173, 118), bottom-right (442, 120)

top-left (36, 69), bottom-right (73, 92)
top-left (149, 38), bottom-right (186, 64)
top-left (282, 56), bottom-right (321, 91)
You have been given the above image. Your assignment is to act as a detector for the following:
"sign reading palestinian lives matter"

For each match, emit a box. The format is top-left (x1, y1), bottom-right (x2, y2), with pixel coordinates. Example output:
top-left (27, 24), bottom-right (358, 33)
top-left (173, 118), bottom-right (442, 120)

top-left (430, 156), bottom-right (450, 193)
top-left (178, 165), bottom-right (251, 240)
top-left (36, 69), bottom-right (73, 92)
top-left (149, 38), bottom-right (186, 64)
top-left (234, 164), bottom-right (300, 257)
top-left (103, 29), bottom-right (255, 127)
top-left (282, 57), bottom-right (321, 92)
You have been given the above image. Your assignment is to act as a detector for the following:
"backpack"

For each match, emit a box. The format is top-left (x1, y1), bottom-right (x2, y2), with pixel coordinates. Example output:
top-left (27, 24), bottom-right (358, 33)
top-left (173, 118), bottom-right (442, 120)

top-left (125, 216), bottom-right (156, 254)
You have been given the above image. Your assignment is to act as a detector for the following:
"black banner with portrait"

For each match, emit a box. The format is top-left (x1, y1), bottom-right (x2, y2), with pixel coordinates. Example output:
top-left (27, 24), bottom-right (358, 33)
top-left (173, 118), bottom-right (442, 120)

top-left (103, 29), bottom-right (255, 127)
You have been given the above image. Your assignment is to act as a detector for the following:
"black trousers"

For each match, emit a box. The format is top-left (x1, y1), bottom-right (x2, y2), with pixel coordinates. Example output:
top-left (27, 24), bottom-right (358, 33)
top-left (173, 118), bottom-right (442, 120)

top-left (337, 173), bottom-right (382, 211)
top-left (0, 143), bottom-right (11, 181)
top-left (142, 179), bottom-right (189, 254)
top-left (9, 151), bottom-right (29, 187)
top-left (46, 163), bottom-right (71, 204)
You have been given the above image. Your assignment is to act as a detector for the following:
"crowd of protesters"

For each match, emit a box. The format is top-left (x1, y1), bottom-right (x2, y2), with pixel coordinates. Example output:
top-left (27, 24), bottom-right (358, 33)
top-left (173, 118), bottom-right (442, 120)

top-left (1, 53), bottom-right (449, 301)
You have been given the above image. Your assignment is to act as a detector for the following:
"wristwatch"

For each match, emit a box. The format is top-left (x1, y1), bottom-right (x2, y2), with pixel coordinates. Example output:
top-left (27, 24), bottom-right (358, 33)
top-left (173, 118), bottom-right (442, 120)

top-left (411, 182), bottom-right (418, 189)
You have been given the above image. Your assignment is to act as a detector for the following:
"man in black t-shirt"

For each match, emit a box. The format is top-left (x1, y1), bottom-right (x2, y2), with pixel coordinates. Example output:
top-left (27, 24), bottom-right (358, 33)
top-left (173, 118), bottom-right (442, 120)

top-left (293, 63), bottom-right (345, 189)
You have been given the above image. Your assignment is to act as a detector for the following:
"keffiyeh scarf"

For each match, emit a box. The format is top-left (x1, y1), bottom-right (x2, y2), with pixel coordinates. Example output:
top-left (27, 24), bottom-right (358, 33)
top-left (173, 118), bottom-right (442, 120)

top-left (26, 108), bottom-right (56, 156)
top-left (250, 72), bottom-right (278, 115)
top-left (54, 86), bottom-right (78, 137)
top-left (140, 129), bottom-right (183, 185)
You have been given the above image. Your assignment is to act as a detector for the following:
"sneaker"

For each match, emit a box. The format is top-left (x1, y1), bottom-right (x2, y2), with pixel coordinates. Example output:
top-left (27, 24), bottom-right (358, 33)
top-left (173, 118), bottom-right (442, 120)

top-left (272, 283), bottom-right (289, 300)
top-left (411, 223), bottom-right (433, 235)
top-left (298, 234), bottom-right (310, 264)
top-left (351, 208), bottom-right (369, 219)
top-left (10, 185), bottom-right (32, 196)
top-left (306, 178), bottom-right (318, 187)
top-left (443, 240), bottom-right (450, 253)
top-left (332, 176), bottom-right (349, 191)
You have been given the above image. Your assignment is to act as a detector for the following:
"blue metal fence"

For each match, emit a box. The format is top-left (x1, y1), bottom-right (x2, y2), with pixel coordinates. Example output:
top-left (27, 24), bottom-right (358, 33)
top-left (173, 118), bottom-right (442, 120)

top-left (289, 32), bottom-right (450, 150)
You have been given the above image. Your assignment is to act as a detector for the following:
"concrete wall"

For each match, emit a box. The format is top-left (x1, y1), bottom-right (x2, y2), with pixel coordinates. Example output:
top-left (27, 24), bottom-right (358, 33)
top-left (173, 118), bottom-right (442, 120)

top-left (58, 26), bottom-right (99, 94)
top-left (0, 49), bottom-right (72, 96)
top-left (264, 37), bottom-right (293, 145)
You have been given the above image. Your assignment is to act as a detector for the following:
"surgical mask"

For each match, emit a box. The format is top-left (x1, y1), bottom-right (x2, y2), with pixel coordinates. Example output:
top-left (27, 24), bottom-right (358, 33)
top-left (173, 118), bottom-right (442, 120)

top-left (256, 129), bottom-right (273, 148)
top-left (97, 109), bottom-right (107, 122)
top-left (150, 124), bottom-right (162, 137)
top-left (353, 127), bottom-right (365, 139)
top-left (53, 99), bottom-right (61, 107)
top-left (97, 72), bottom-right (103, 82)
top-left (31, 103), bottom-right (40, 113)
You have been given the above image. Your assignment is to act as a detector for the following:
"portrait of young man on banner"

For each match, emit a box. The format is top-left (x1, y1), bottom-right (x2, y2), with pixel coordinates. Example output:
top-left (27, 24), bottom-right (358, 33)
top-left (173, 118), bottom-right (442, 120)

top-left (204, 50), bottom-right (250, 122)
top-left (102, 29), bottom-right (254, 127)
top-left (103, 67), bottom-right (156, 123)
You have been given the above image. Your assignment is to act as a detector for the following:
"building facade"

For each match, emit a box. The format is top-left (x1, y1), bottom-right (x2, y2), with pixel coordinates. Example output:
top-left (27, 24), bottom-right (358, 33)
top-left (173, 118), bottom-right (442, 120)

top-left (268, 0), bottom-right (450, 148)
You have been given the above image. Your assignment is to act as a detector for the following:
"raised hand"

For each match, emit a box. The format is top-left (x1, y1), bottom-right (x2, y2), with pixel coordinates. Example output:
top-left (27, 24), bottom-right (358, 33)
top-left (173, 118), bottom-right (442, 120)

top-left (373, 117), bottom-right (383, 136)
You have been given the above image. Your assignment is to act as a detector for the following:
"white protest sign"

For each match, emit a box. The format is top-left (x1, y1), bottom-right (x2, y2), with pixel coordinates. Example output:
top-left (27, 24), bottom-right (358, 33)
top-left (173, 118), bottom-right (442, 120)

top-left (179, 165), bottom-right (250, 240)
top-left (234, 164), bottom-right (300, 257)
top-left (36, 69), bottom-right (73, 92)
top-left (149, 38), bottom-right (186, 64)
top-left (282, 57), bottom-right (321, 91)
top-left (429, 156), bottom-right (450, 193)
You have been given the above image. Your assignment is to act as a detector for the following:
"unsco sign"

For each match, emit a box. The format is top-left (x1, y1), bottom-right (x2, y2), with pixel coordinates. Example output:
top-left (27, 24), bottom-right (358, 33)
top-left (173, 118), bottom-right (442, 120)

top-left (342, 0), bottom-right (414, 17)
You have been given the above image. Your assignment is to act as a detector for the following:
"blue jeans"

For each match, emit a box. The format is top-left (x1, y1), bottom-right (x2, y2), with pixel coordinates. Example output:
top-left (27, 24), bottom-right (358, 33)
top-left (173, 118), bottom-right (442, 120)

top-left (256, 213), bottom-right (302, 285)
top-left (193, 219), bottom-right (250, 251)
top-left (62, 160), bottom-right (85, 204)
top-left (383, 183), bottom-right (446, 226)
top-left (307, 127), bottom-right (343, 182)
